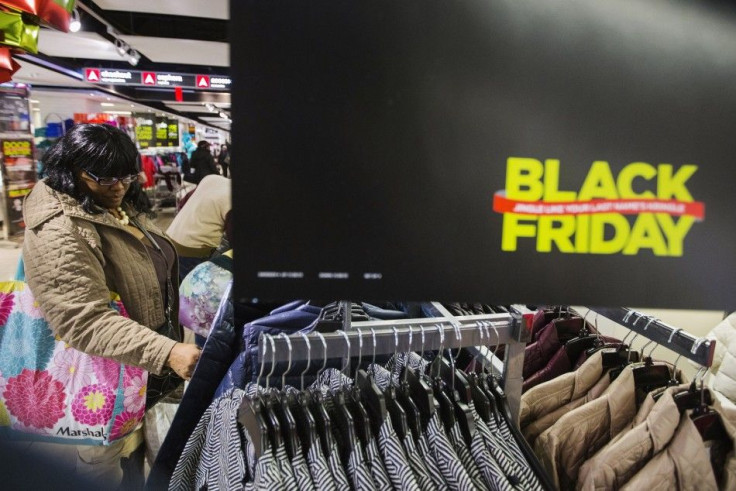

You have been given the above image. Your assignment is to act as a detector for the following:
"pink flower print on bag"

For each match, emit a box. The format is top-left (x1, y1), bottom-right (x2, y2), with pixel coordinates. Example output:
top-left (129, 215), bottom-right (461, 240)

top-left (0, 291), bottom-right (14, 325)
top-left (4, 369), bottom-right (66, 429)
top-left (123, 373), bottom-right (147, 414)
top-left (109, 411), bottom-right (141, 441)
top-left (49, 348), bottom-right (94, 394)
top-left (71, 384), bottom-right (115, 426)
top-left (91, 356), bottom-right (121, 388)
top-left (17, 287), bottom-right (42, 319)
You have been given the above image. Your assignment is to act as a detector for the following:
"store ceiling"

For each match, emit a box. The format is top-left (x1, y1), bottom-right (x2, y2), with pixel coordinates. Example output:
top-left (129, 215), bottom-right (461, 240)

top-left (14, 0), bottom-right (231, 132)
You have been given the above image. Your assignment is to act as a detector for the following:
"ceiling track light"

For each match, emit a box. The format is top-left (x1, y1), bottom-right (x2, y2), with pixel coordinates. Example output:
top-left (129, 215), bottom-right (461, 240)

top-left (127, 49), bottom-right (141, 66)
top-left (69, 8), bottom-right (81, 33)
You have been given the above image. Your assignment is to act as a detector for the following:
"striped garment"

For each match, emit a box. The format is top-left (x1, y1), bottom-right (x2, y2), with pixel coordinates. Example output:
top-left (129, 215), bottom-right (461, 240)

top-left (169, 389), bottom-right (250, 491)
top-left (327, 440), bottom-right (352, 489)
top-left (307, 439), bottom-right (338, 491)
top-left (402, 434), bottom-right (437, 490)
top-left (488, 409), bottom-right (544, 490)
top-left (347, 441), bottom-right (378, 490)
top-left (425, 412), bottom-right (478, 491)
top-left (448, 422), bottom-right (490, 490)
top-left (291, 450), bottom-right (316, 490)
top-left (417, 432), bottom-right (449, 489)
top-left (469, 420), bottom-right (516, 491)
top-left (365, 437), bottom-right (393, 491)
top-left (478, 409), bottom-right (543, 491)
top-left (274, 443), bottom-right (299, 489)
top-left (243, 451), bottom-right (284, 490)
top-left (377, 418), bottom-right (421, 491)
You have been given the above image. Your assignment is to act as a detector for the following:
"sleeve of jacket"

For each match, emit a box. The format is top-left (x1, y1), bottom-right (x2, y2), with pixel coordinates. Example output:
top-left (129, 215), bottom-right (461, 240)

top-left (23, 216), bottom-right (177, 375)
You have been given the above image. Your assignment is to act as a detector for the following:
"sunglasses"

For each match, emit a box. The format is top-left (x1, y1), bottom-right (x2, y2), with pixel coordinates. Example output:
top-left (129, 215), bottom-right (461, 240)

top-left (82, 170), bottom-right (139, 187)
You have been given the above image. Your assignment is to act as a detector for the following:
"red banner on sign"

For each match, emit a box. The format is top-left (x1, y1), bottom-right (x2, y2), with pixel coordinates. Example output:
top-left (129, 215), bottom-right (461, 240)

top-left (492, 193), bottom-right (706, 220)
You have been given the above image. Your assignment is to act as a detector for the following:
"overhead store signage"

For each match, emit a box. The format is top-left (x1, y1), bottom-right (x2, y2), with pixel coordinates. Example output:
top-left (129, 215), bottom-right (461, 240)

top-left (83, 68), bottom-right (231, 90)
top-left (231, 0), bottom-right (736, 310)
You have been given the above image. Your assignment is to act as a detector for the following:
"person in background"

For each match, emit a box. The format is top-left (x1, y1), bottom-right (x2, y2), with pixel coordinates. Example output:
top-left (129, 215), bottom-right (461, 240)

top-left (190, 140), bottom-right (218, 184)
top-left (217, 142), bottom-right (231, 178)
top-left (20, 124), bottom-right (201, 489)
top-left (166, 174), bottom-right (231, 281)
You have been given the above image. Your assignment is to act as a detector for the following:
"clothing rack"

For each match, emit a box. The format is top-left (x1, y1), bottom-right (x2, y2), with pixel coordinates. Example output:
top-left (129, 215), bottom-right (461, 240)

top-left (586, 307), bottom-right (716, 367)
top-left (257, 304), bottom-right (533, 424)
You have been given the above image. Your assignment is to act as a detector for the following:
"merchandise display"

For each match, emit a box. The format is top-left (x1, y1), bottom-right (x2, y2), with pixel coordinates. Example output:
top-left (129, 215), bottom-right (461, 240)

top-left (0, 2), bottom-right (732, 490)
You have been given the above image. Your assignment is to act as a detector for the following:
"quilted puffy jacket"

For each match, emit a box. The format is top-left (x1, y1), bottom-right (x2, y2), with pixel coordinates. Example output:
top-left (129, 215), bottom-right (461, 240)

top-left (22, 181), bottom-right (178, 375)
top-left (706, 312), bottom-right (736, 404)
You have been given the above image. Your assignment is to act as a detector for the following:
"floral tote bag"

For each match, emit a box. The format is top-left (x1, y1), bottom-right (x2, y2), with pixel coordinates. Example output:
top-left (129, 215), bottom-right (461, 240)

top-left (0, 265), bottom-right (148, 446)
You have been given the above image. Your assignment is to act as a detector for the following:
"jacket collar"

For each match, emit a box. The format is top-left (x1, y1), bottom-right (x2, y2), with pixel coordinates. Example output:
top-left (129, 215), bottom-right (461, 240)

top-left (644, 385), bottom-right (687, 453)
top-left (570, 349), bottom-right (606, 399)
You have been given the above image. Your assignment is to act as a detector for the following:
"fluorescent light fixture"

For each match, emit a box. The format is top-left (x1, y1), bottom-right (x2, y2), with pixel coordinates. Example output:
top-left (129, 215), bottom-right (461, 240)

top-left (100, 102), bottom-right (115, 107)
top-left (29, 99), bottom-right (39, 103)
top-left (103, 111), bottom-right (132, 115)
top-left (32, 108), bottom-right (40, 112)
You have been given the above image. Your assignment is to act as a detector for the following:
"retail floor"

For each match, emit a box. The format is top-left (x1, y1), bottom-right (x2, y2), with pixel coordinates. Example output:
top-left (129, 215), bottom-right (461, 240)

top-left (0, 207), bottom-right (177, 280)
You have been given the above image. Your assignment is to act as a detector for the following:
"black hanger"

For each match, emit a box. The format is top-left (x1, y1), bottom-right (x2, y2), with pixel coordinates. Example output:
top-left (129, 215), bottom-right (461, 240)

top-left (256, 335), bottom-right (282, 451)
top-left (357, 328), bottom-right (388, 437)
top-left (329, 331), bottom-right (359, 461)
top-left (689, 370), bottom-right (733, 484)
top-left (344, 328), bottom-right (373, 448)
top-left (478, 321), bottom-right (505, 425)
top-left (631, 339), bottom-right (672, 397)
top-left (309, 332), bottom-right (337, 457)
top-left (433, 324), bottom-right (475, 444)
top-left (384, 328), bottom-right (409, 440)
top-left (272, 334), bottom-right (302, 460)
top-left (238, 397), bottom-right (270, 459)
top-left (289, 332), bottom-right (318, 453)
top-left (393, 327), bottom-right (425, 440)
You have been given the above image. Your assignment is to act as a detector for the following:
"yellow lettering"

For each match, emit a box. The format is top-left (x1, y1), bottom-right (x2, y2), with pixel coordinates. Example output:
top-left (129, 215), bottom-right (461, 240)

top-left (623, 214), bottom-right (668, 255)
top-left (589, 214), bottom-right (629, 254)
top-left (536, 216), bottom-right (576, 252)
top-left (578, 161), bottom-right (618, 200)
top-left (656, 214), bottom-right (695, 256)
top-left (501, 214), bottom-right (537, 251)
top-left (617, 162), bottom-right (656, 198)
top-left (575, 214), bottom-right (590, 253)
top-left (657, 164), bottom-right (697, 201)
top-left (506, 157), bottom-right (543, 200)
top-left (543, 159), bottom-right (577, 202)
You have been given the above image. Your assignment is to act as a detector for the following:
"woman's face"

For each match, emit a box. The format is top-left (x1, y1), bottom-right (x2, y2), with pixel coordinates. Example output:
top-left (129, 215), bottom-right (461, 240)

top-left (77, 170), bottom-right (134, 209)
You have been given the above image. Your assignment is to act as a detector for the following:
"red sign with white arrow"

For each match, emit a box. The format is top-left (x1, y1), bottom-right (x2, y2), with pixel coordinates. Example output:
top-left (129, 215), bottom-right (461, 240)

top-left (196, 75), bottom-right (210, 88)
top-left (142, 72), bottom-right (157, 85)
top-left (85, 68), bottom-right (100, 82)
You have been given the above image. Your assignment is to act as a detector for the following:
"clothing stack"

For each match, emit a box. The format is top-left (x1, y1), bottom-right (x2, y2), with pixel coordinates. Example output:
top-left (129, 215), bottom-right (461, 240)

top-left (520, 347), bottom-right (736, 490)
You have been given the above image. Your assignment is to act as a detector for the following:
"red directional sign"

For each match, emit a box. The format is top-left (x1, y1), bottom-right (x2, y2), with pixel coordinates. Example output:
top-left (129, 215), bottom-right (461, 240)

top-left (196, 75), bottom-right (210, 88)
top-left (142, 72), bottom-right (157, 85)
top-left (85, 68), bottom-right (100, 82)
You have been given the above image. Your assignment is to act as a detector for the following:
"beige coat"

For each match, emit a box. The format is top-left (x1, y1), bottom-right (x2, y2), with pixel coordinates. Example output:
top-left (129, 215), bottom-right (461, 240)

top-left (535, 365), bottom-right (638, 490)
top-left (576, 384), bottom-right (690, 490)
top-left (621, 413), bottom-right (718, 491)
top-left (22, 181), bottom-right (178, 375)
top-left (520, 350), bottom-right (612, 445)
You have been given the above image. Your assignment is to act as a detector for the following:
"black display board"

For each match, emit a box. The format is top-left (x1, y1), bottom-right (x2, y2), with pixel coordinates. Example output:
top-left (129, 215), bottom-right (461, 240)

top-left (155, 117), bottom-right (168, 147)
top-left (134, 113), bottom-right (155, 149)
top-left (167, 119), bottom-right (179, 147)
top-left (231, 0), bottom-right (736, 309)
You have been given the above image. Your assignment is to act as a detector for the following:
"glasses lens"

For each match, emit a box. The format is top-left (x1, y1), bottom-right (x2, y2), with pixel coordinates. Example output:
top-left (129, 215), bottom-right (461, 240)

top-left (95, 174), bottom-right (137, 186)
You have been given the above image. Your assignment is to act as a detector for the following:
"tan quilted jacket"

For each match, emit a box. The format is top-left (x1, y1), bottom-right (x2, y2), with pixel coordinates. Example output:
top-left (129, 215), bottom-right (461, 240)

top-left (22, 181), bottom-right (178, 375)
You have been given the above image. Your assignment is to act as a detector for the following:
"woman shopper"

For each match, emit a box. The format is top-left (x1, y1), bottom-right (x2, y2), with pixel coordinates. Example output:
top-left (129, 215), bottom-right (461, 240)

top-left (20, 123), bottom-right (201, 488)
top-left (190, 140), bottom-right (218, 183)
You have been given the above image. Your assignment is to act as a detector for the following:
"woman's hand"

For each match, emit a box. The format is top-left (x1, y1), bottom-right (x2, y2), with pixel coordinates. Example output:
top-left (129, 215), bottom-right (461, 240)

top-left (167, 343), bottom-right (202, 380)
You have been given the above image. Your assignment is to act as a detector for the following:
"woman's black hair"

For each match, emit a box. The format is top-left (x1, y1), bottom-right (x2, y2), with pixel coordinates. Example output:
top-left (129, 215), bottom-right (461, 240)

top-left (43, 123), bottom-right (153, 216)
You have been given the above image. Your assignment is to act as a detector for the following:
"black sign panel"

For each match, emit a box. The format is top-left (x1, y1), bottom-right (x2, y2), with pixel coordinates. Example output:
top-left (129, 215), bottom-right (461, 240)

top-left (155, 117), bottom-right (168, 147)
top-left (231, 0), bottom-right (736, 309)
top-left (167, 119), bottom-right (180, 147)
top-left (134, 114), bottom-right (155, 148)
